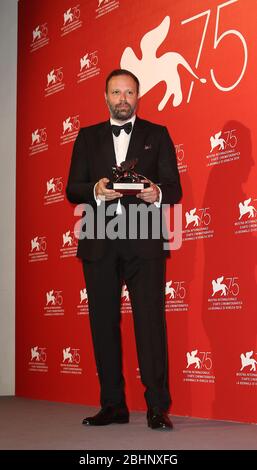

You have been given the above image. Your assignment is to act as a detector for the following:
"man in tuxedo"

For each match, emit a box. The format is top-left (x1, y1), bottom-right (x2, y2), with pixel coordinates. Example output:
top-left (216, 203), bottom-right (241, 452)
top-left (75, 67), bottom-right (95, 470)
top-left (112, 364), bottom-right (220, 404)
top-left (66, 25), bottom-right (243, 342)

top-left (66, 69), bottom-right (182, 429)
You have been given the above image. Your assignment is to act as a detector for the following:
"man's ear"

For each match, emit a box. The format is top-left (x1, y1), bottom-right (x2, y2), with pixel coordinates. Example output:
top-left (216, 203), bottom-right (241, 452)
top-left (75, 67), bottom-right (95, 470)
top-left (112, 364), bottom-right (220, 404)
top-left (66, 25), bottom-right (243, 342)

top-left (104, 92), bottom-right (107, 102)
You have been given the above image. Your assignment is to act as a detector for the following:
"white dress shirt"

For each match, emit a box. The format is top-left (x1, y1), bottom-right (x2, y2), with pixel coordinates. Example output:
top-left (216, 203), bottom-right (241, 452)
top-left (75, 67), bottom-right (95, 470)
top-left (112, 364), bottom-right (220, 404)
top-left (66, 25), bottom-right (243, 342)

top-left (111, 115), bottom-right (136, 166)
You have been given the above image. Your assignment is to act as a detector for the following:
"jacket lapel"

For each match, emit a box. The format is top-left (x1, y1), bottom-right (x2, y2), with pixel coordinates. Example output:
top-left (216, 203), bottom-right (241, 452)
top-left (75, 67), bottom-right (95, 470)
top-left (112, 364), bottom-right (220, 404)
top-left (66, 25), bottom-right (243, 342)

top-left (97, 121), bottom-right (116, 178)
top-left (125, 117), bottom-right (146, 164)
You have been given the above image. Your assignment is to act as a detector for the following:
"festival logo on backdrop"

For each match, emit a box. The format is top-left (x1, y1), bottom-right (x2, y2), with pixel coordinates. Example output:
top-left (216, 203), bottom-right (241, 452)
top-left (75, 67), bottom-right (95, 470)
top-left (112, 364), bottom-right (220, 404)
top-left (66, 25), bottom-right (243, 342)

top-left (61, 5), bottom-right (82, 36)
top-left (29, 346), bottom-right (48, 372)
top-left (183, 349), bottom-right (215, 384)
top-left (208, 275), bottom-right (242, 311)
top-left (45, 67), bottom-right (65, 97)
top-left (95, 0), bottom-right (120, 19)
top-left (44, 289), bottom-right (65, 316)
top-left (238, 198), bottom-right (257, 220)
top-left (183, 207), bottom-right (214, 241)
top-left (165, 279), bottom-right (188, 312)
top-left (60, 115), bottom-right (80, 145)
top-left (29, 128), bottom-right (48, 156)
top-left (44, 177), bottom-right (64, 205)
top-left (121, 1), bottom-right (248, 111)
top-left (30, 23), bottom-right (49, 52)
top-left (60, 229), bottom-right (78, 259)
top-left (240, 351), bottom-right (257, 372)
top-left (77, 51), bottom-right (100, 84)
top-left (175, 143), bottom-right (188, 174)
top-left (206, 129), bottom-right (241, 167)
top-left (29, 236), bottom-right (48, 262)
top-left (236, 350), bottom-right (257, 387)
top-left (77, 287), bottom-right (89, 315)
top-left (121, 284), bottom-right (131, 314)
top-left (60, 347), bottom-right (83, 375)
top-left (234, 197), bottom-right (257, 235)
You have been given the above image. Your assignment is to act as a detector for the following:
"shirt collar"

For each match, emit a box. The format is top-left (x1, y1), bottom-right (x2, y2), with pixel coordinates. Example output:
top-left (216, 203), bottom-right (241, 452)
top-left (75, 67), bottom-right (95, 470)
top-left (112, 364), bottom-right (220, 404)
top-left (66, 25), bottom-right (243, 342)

top-left (110, 114), bottom-right (136, 128)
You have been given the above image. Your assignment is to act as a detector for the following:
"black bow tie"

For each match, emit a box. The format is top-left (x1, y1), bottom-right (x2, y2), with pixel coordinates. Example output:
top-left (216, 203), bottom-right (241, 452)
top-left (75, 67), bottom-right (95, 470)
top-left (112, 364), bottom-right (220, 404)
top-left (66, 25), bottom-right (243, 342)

top-left (111, 122), bottom-right (132, 137)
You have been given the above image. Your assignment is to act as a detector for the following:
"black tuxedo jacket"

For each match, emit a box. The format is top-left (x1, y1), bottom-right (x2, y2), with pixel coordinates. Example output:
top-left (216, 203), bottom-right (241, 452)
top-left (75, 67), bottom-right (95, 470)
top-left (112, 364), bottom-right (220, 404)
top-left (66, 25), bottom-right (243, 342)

top-left (66, 116), bottom-right (182, 260)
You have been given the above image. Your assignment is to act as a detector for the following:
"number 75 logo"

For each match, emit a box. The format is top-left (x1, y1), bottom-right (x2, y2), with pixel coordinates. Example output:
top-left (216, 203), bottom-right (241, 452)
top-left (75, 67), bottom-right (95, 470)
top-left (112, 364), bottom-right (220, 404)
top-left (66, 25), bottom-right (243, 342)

top-left (182, 0), bottom-right (247, 102)
top-left (121, 0), bottom-right (247, 110)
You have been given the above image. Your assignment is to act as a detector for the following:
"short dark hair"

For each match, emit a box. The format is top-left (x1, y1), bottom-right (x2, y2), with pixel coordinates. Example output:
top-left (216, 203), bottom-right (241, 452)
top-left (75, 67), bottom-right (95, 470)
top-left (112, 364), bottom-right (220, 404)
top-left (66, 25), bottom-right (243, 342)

top-left (105, 69), bottom-right (140, 93)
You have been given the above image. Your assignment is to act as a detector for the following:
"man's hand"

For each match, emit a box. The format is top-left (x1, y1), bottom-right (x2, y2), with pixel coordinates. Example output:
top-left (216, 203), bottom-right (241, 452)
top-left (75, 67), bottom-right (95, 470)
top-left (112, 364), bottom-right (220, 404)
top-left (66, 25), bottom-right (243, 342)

top-left (136, 182), bottom-right (160, 204)
top-left (95, 178), bottom-right (123, 201)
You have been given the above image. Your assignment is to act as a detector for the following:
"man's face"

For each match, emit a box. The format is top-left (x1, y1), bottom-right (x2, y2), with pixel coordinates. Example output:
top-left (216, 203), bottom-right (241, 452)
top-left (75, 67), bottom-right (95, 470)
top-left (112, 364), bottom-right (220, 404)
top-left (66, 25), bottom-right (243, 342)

top-left (105, 75), bottom-right (139, 122)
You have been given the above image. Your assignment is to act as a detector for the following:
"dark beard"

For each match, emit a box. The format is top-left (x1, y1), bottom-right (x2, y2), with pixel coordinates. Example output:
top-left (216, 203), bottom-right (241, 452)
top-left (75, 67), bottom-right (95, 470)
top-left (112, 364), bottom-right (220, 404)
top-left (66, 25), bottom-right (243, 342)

top-left (107, 101), bottom-right (136, 121)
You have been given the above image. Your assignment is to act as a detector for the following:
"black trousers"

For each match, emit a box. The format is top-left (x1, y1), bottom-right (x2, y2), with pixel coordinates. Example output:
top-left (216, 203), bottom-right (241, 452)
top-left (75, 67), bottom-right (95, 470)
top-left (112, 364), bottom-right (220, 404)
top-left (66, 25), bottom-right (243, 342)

top-left (82, 239), bottom-right (171, 411)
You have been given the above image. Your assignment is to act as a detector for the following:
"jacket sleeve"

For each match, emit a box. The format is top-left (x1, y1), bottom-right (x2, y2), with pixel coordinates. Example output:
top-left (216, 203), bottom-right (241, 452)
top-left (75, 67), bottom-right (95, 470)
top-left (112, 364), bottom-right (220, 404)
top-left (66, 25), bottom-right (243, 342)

top-left (66, 129), bottom-right (96, 204)
top-left (157, 126), bottom-right (182, 205)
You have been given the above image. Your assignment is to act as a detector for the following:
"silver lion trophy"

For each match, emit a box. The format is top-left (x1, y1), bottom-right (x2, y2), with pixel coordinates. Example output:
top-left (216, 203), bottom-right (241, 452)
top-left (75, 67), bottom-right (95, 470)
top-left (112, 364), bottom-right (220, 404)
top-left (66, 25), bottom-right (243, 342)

top-left (107, 158), bottom-right (150, 195)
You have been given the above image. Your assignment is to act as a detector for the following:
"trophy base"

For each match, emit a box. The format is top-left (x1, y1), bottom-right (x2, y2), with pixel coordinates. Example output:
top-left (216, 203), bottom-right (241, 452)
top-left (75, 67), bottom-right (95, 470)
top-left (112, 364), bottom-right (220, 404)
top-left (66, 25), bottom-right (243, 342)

top-left (107, 182), bottom-right (150, 195)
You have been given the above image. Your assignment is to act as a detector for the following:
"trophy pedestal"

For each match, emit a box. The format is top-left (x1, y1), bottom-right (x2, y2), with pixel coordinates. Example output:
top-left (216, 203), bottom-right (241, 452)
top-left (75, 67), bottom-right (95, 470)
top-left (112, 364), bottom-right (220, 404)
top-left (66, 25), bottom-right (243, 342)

top-left (107, 182), bottom-right (150, 195)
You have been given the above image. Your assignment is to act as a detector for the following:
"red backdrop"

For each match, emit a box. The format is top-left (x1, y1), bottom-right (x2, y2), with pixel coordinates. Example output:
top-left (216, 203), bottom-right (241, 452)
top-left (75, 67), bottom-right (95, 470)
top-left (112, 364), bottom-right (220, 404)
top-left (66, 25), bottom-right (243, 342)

top-left (16, 0), bottom-right (257, 423)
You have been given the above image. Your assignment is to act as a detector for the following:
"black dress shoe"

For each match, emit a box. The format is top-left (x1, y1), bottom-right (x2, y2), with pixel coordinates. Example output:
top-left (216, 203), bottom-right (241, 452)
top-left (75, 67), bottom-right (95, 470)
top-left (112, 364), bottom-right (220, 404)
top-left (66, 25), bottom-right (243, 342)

top-left (147, 407), bottom-right (173, 430)
top-left (82, 405), bottom-right (129, 426)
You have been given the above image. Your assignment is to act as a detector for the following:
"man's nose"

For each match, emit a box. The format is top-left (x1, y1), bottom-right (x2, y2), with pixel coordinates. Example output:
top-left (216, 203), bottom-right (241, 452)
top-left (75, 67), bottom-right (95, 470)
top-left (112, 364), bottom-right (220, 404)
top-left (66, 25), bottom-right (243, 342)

top-left (119, 93), bottom-right (127, 101)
